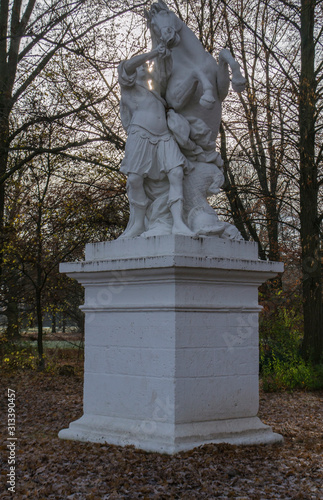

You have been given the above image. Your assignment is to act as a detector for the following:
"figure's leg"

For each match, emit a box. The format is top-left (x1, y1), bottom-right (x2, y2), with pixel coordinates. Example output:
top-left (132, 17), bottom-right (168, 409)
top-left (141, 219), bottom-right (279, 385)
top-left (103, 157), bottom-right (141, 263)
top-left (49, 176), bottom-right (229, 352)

top-left (167, 167), bottom-right (194, 236)
top-left (120, 173), bottom-right (148, 238)
top-left (216, 57), bottom-right (230, 102)
top-left (169, 70), bottom-right (215, 110)
top-left (219, 49), bottom-right (246, 94)
top-left (196, 71), bottom-right (216, 109)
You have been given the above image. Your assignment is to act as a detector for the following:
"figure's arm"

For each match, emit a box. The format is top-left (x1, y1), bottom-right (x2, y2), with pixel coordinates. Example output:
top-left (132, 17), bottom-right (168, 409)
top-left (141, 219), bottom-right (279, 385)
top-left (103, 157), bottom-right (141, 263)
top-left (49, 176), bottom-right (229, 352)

top-left (124, 45), bottom-right (166, 75)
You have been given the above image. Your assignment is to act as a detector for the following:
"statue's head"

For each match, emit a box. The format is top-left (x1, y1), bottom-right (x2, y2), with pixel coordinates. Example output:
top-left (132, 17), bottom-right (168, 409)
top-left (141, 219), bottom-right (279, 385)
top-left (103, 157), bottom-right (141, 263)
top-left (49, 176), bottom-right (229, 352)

top-left (144, 0), bottom-right (182, 48)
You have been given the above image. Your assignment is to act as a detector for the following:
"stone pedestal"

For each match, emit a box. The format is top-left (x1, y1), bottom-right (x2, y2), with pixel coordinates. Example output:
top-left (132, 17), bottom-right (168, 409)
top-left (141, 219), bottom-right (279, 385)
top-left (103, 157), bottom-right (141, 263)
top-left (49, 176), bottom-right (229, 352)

top-left (58, 235), bottom-right (283, 453)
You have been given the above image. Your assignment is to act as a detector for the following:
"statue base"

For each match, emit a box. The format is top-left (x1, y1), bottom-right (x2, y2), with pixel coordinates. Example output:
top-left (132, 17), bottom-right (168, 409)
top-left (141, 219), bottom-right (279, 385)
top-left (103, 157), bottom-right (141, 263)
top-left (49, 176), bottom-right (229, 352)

top-left (58, 235), bottom-right (283, 453)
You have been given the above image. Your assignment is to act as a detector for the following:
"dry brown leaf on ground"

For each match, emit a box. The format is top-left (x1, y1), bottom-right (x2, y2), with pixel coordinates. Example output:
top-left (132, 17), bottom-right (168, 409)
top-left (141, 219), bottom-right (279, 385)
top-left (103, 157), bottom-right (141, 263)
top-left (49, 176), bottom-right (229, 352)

top-left (0, 372), bottom-right (322, 499)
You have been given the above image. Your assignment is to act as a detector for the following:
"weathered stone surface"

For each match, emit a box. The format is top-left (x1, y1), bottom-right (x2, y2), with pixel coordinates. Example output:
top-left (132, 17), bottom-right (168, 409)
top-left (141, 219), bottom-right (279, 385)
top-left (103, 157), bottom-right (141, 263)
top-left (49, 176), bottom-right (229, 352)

top-left (59, 236), bottom-right (283, 453)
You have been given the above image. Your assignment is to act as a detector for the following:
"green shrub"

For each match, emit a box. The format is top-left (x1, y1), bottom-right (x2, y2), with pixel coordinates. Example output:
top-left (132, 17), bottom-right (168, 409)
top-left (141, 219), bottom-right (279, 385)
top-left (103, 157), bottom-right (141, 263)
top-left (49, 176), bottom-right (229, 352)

top-left (260, 300), bottom-right (302, 361)
top-left (0, 338), bottom-right (38, 371)
top-left (0, 334), bottom-right (83, 374)
top-left (259, 300), bottom-right (323, 391)
top-left (261, 356), bottom-right (323, 392)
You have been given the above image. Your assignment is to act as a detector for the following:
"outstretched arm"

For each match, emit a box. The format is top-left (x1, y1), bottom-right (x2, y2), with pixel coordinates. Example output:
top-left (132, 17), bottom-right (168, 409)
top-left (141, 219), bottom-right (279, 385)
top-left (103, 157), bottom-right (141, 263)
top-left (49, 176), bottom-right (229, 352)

top-left (124, 45), bottom-right (166, 76)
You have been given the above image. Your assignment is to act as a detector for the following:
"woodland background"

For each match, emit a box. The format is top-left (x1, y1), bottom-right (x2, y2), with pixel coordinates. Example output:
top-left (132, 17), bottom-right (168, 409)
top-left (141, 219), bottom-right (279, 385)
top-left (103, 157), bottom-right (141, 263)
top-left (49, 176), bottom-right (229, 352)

top-left (0, 0), bottom-right (322, 380)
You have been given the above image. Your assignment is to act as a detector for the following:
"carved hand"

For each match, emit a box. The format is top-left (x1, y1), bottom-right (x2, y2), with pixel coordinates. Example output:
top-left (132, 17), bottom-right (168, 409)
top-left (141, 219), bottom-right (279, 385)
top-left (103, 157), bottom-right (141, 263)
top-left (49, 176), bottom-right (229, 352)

top-left (156, 43), bottom-right (169, 59)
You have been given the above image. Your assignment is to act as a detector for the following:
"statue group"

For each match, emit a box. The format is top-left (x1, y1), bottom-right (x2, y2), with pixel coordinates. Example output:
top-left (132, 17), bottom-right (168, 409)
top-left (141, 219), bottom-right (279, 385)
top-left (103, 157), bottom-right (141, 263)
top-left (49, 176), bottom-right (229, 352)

top-left (59, 4), bottom-right (284, 451)
top-left (118, 0), bottom-right (246, 240)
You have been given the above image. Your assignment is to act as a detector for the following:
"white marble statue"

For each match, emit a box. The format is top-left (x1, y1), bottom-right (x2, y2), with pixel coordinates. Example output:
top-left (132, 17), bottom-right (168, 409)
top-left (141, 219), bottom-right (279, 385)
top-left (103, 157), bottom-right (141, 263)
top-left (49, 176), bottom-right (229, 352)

top-left (118, 0), bottom-right (246, 239)
top-left (118, 45), bottom-right (193, 238)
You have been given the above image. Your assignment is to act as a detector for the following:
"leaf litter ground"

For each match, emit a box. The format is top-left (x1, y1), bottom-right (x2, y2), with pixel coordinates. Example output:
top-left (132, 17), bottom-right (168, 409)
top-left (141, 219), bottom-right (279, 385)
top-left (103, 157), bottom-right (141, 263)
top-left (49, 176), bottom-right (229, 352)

top-left (1, 370), bottom-right (322, 499)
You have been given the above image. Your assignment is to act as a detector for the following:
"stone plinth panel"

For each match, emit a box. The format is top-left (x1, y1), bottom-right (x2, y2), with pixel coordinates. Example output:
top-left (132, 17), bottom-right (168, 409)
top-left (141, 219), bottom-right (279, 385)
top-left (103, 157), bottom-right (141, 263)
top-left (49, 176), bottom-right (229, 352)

top-left (58, 235), bottom-right (283, 453)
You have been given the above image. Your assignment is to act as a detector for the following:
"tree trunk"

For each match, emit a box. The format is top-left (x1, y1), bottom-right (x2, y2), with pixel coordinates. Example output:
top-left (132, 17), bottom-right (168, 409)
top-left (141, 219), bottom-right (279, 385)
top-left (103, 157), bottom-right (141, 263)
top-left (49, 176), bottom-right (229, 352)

top-left (265, 196), bottom-right (282, 290)
top-left (0, 115), bottom-right (9, 272)
top-left (36, 290), bottom-right (45, 370)
top-left (36, 203), bottom-right (45, 370)
top-left (51, 313), bottom-right (56, 334)
top-left (299, 0), bottom-right (323, 362)
top-left (6, 301), bottom-right (20, 339)
top-left (265, 196), bottom-right (280, 263)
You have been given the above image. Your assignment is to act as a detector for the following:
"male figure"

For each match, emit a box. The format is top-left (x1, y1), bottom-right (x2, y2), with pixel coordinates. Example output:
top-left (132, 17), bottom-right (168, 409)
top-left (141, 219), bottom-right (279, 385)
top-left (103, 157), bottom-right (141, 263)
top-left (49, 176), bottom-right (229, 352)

top-left (118, 45), bottom-right (193, 238)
